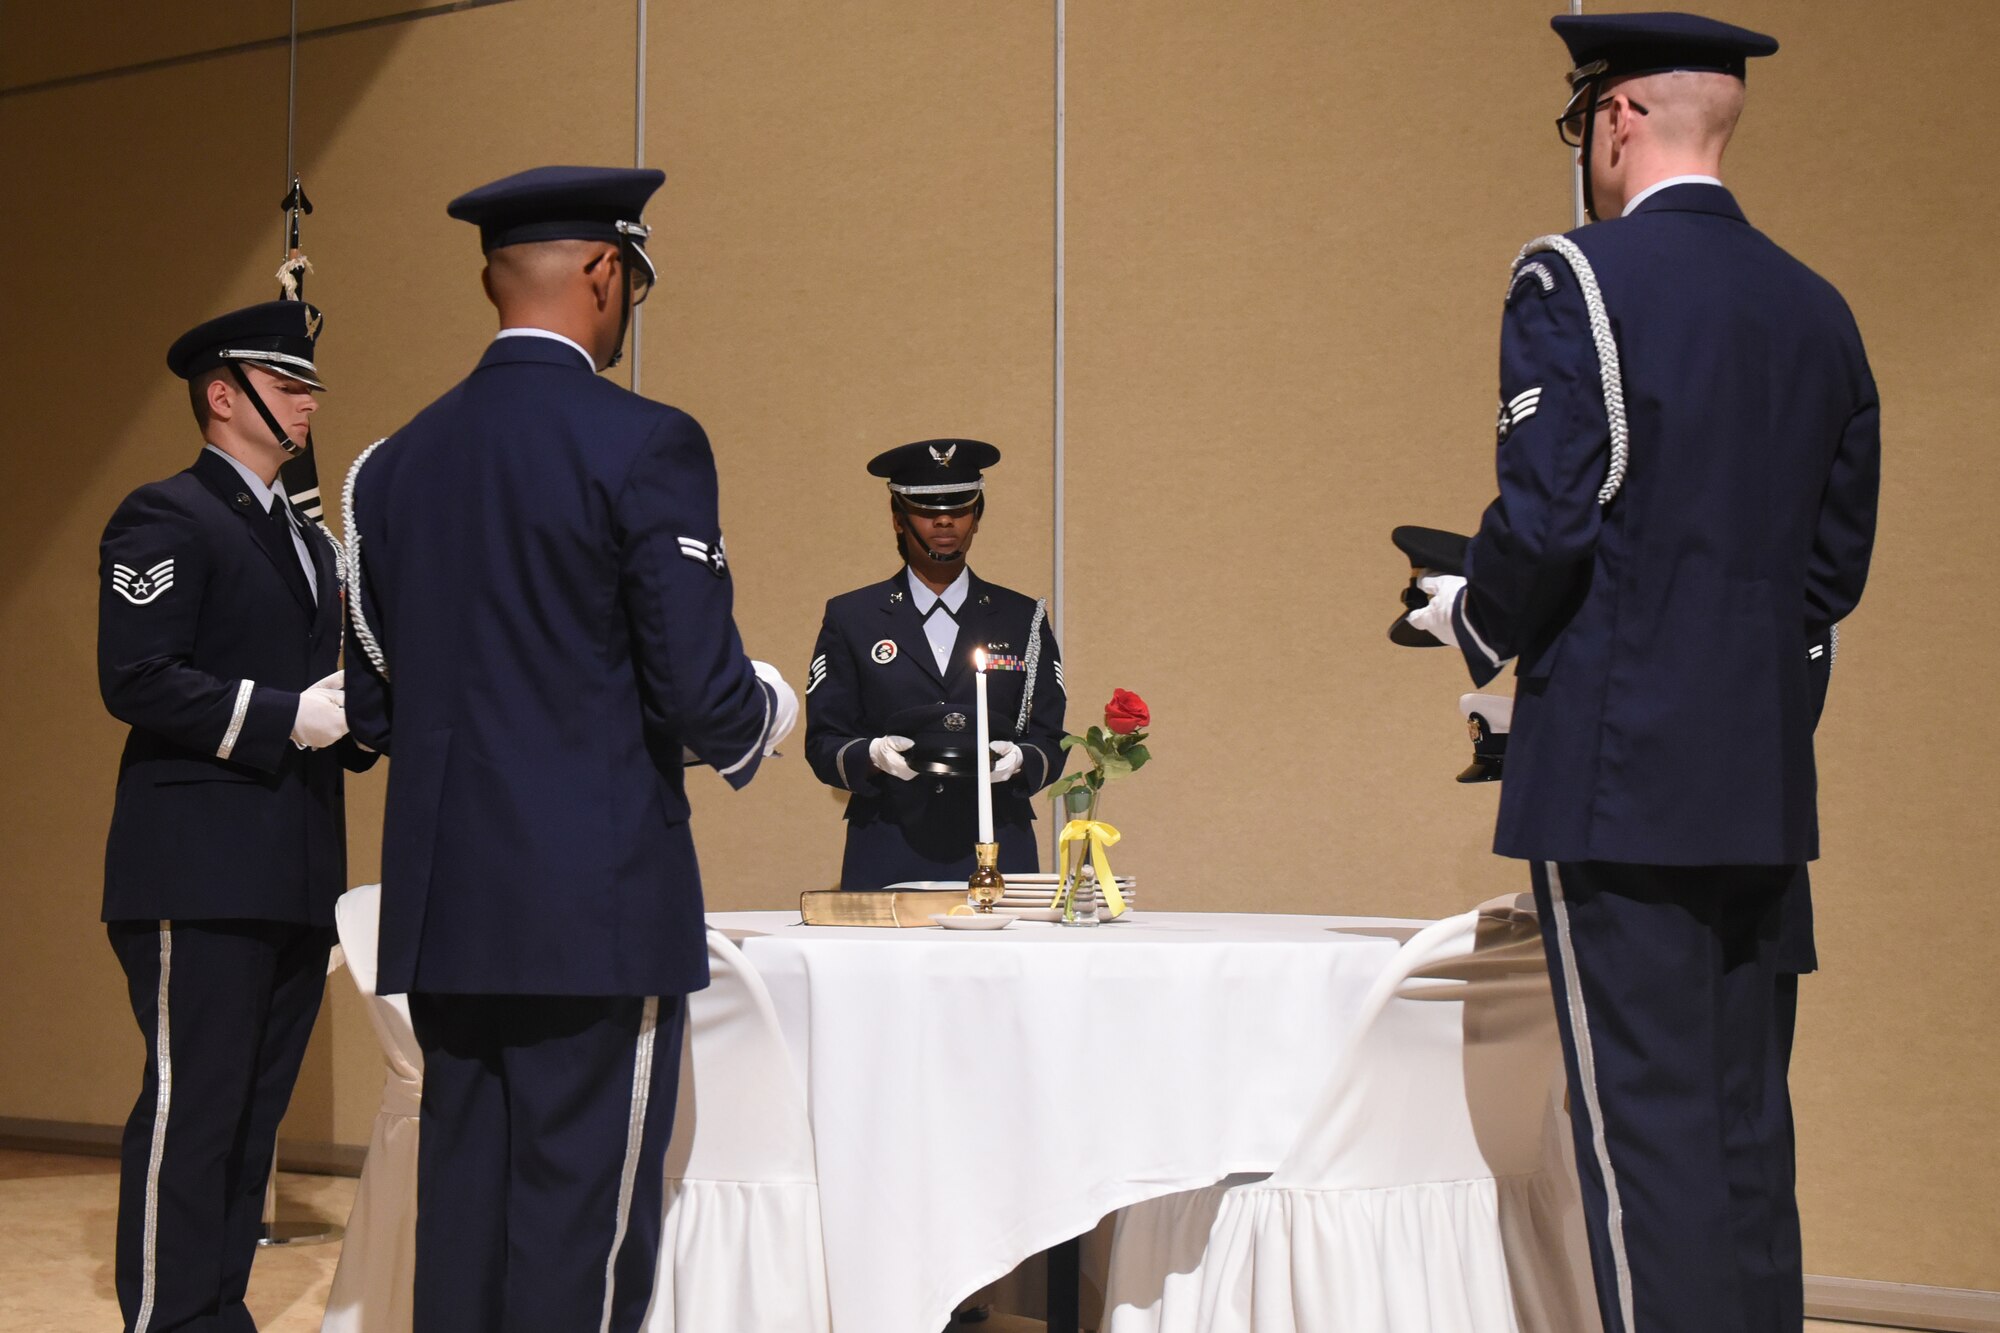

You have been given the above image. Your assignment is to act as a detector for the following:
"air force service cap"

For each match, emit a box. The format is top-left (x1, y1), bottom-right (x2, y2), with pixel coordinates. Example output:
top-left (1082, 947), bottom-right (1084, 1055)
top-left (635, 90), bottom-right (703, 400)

top-left (447, 165), bottom-right (665, 251)
top-left (887, 702), bottom-right (1016, 778)
top-left (868, 439), bottom-right (1002, 512)
top-left (1390, 525), bottom-right (1470, 648)
top-left (1551, 11), bottom-right (1778, 87)
top-left (166, 300), bottom-right (327, 390)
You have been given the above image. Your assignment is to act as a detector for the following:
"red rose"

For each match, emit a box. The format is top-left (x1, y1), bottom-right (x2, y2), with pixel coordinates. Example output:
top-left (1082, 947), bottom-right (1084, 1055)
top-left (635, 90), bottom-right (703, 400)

top-left (1104, 688), bottom-right (1150, 734)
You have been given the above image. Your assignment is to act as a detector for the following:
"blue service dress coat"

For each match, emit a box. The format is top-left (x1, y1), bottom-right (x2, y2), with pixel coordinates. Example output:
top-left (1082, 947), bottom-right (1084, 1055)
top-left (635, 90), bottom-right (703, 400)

top-left (1453, 183), bottom-right (1880, 866)
top-left (344, 334), bottom-right (780, 997)
top-left (805, 570), bottom-right (1066, 889)
top-left (98, 446), bottom-right (375, 925)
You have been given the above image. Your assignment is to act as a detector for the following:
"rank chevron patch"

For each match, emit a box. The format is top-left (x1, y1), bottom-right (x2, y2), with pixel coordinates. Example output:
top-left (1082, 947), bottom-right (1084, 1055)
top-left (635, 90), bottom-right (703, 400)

top-left (111, 559), bottom-right (175, 605)
top-left (676, 535), bottom-right (729, 578)
top-left (1495, 386), bottom-right (1543, 443)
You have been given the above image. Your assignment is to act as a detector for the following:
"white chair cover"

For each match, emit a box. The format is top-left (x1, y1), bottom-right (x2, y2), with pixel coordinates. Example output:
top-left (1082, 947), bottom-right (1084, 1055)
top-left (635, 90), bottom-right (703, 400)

top-left (1103, 894), bottom-right (1599, 1333)
top-left (322, 885), bottom-right (422, 1333)
top-left (644, 929), bottom-right (831, 1332)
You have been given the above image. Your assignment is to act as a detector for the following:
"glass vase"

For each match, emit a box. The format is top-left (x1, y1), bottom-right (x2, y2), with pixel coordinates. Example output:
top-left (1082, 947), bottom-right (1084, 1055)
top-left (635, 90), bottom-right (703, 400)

top-left (1059, 787), bottom-right (1101, 927)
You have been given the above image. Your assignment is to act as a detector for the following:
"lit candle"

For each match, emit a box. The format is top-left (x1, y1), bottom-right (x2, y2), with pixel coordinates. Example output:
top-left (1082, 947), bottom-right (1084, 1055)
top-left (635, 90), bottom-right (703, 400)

top-left (974, 648), bottom-right (994, 845)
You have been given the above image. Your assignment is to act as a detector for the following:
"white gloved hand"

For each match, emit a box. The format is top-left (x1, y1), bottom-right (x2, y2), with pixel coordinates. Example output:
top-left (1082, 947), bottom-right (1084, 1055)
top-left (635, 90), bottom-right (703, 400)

top-left (869, 735), bottom-right (918, 781)
top-left (308, 669), bottom-right (344, 693)
top-left (291, 686), bottom-right (349, 749)
top-left (750, 660), bottom-right (798, 755)
top-left (1405, 574), bottom-right (1467, 650)
top-left (988, 740), bottom-right (1024, 783)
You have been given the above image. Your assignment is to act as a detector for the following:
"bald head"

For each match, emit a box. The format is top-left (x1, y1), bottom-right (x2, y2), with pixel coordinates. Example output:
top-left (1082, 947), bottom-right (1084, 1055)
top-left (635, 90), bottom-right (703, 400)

top-left (484, 239), bottom-right (611, 306)
top-left (480, 238), bottom-right (626, 370)
top-left (1618, 69), bottom-right (1744, 156)
top-left (1585, 69), bottom-right (1747, 219)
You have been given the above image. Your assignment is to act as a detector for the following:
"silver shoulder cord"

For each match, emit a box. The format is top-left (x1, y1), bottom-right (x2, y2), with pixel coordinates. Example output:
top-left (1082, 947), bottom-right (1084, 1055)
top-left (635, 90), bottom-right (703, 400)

top-left (1016, 598), bottom-right (1048, 737)
top-left (1513, 234), bottom-right (1629, 505)
top-left (342, 440), bottom-right (390, 678)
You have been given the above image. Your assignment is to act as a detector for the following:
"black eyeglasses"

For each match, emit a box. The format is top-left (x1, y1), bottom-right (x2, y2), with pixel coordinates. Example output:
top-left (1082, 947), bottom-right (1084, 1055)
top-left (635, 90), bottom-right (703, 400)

top-left (1557, 92), bottom-right (1649, 148)
top-left (585, 249), bottom-right (656, 306)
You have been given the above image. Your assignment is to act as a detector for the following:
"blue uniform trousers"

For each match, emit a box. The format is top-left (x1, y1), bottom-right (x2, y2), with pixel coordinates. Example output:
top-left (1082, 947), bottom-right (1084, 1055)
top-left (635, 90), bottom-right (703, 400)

top-left (107, 919), bottom-right (333, 1333)
top-left (408, 992), bottom-right (686, 1333)
top-left (1530, 861), bottom-right (1800, 1333)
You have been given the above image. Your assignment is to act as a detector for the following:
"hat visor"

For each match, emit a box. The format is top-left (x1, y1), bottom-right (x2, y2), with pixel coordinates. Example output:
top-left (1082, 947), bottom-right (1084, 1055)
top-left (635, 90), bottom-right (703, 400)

top-left (1456, 757), bottom-right (1504, 784)
top-left (220, 351), bottom-right (326, 391)
top-left (1389, 614), bottom-right (1445, 648)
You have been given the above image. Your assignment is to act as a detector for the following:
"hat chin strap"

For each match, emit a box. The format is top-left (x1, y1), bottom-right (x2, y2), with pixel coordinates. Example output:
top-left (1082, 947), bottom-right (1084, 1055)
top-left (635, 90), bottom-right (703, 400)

top-left (604, 236), bottom-right (633, 371)
top-left (1578, 80), bottom-right (1605, 224)
top-left (896, 511), bottom-right (966, 566)
top-left (226, 362), bottom-right (306, 457)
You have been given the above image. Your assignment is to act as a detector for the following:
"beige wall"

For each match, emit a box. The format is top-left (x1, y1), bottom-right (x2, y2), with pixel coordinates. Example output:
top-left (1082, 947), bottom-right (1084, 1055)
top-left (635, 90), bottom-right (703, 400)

top-left (2, 0), bottom-right (1994, 1294)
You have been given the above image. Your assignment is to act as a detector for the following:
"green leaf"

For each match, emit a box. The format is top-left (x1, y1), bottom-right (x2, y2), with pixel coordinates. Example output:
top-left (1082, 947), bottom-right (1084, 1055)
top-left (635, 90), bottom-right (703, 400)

top-left (1058, 735), bottom-right (1087, 751)
top-left (1087, 725), bottom-right (1107, 750)
top-left (1125, 744), bottom-right (1151, 771)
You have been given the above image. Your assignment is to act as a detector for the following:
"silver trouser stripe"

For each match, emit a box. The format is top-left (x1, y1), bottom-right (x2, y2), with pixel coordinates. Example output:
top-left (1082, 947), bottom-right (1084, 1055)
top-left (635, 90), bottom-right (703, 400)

top-left (136, 921), bottom-right (175, 1333)
top-left (217, 679), bottom-right (255, 759)
top-left (716, 680), bottom-right (773, 778)
top-left (835, 736), bottom-right (866, 790)
top-left (599, 996), bottom-right (661, 1333)
top-left (1544, 863), bottom-right (1636, 1333)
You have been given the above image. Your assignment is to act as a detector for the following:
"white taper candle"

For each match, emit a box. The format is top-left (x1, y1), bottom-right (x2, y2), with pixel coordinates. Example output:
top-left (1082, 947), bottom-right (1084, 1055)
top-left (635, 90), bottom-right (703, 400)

top-left (974, 648), bottom-right (994, 844)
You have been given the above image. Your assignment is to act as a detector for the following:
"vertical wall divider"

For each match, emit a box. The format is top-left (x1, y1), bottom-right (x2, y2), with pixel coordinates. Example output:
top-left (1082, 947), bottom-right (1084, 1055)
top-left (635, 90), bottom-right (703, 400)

top-left (1049, 0), bottom-right (1068, 863)
top-left (631, 0), bottom-right (649, 395)
top-left (1570, 0), bottom-right (1586, 229)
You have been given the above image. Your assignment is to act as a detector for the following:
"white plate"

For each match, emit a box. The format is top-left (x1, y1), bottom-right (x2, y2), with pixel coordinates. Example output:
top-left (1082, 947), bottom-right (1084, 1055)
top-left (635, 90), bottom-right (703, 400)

top-left (931, 911), bottom-right (1018, 930)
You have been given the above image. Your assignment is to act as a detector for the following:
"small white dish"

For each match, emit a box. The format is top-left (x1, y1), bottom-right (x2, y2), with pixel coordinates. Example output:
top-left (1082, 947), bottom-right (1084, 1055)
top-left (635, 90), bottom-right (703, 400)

top-left (931, 911), bottom-right (1018, 930)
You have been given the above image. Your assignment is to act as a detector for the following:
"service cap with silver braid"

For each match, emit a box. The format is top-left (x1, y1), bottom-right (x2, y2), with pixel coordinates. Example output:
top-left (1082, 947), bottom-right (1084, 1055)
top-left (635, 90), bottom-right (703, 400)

top-left (868, 438), bottom-right (1002, 565)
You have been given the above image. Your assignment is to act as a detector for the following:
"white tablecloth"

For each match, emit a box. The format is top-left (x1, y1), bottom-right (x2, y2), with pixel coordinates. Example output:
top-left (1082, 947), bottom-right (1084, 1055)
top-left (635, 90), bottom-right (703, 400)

top-left (705, 909), bottom-right (1425, 1333)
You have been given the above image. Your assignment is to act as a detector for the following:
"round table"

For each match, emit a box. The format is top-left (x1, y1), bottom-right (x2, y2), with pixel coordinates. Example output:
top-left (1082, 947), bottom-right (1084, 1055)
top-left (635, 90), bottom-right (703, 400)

top-left (705, 908), bottom-right (1427, 1333)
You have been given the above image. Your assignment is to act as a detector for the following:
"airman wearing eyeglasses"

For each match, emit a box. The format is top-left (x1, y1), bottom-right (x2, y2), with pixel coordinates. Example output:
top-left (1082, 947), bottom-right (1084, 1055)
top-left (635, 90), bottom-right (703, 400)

top-left (1401, 14), bottom-right (1880, 1333)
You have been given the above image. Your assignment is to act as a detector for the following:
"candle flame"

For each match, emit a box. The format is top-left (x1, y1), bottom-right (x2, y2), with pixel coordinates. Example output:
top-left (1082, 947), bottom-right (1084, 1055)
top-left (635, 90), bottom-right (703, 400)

top-left (974, 648), bottom-right (988, 671)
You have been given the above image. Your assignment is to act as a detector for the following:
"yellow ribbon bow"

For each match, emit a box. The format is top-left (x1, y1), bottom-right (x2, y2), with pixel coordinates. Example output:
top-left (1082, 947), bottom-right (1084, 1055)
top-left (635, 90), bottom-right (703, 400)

top-left (1055, 819), bottom-right (1126, 918)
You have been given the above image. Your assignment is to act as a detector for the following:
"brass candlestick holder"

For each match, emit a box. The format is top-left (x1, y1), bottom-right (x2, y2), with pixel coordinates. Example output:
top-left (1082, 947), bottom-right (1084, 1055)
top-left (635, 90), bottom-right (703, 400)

top-left (967, 842), bottom-right (1006, 912)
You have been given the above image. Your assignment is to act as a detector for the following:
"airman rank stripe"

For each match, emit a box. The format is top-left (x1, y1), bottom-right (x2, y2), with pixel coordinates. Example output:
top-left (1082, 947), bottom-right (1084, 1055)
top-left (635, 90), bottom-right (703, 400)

top-left (1496, 386), bottom-right (1543, 444)
top-left (806, 653), bottom-right (828, 694)
top-left (676, 535), bottom-right (729, 578)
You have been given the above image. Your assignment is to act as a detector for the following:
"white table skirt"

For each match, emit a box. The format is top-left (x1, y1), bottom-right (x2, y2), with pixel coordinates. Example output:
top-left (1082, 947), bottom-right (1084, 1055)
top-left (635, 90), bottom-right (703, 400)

top-left (705, 909), bottom-right (1425, 1333)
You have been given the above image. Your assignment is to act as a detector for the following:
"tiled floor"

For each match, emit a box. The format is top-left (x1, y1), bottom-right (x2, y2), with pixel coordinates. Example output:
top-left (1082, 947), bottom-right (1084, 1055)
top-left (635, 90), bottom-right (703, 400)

top-left (0, 1149), bottom-right (1935, 1333)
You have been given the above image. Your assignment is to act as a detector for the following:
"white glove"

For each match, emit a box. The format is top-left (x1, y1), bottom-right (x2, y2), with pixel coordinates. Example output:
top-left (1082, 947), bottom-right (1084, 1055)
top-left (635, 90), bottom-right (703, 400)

top-left (869, 735), bottom-right (918, 781)
top-left (751, 660), bottom-right (798, 755)
top-left (309, 669), bottom-right (344, 693)
top-left (291, 685), bottom-right (349, 749)
top-left (988, 740), bottom-right (1024, 783)
top-left (1405, 574), bottom-right (1466, 650)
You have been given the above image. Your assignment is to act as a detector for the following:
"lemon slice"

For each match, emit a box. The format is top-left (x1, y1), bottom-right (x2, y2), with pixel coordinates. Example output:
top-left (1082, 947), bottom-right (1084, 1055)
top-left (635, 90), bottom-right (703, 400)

top-left (948, 904), bottom-right (976, 917)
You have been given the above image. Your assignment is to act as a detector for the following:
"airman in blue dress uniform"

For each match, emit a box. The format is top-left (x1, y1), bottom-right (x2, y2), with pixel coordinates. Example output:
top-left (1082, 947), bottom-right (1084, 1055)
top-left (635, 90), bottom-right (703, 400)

top-left (99, 299), bottom-right (373, 1333)
top-left (806, 441), bottom-right (1067, 889)
top-left (1404, 15), bottom-right (1880, 1332)
top-left (342, 165), bottom-right (797, 1333)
